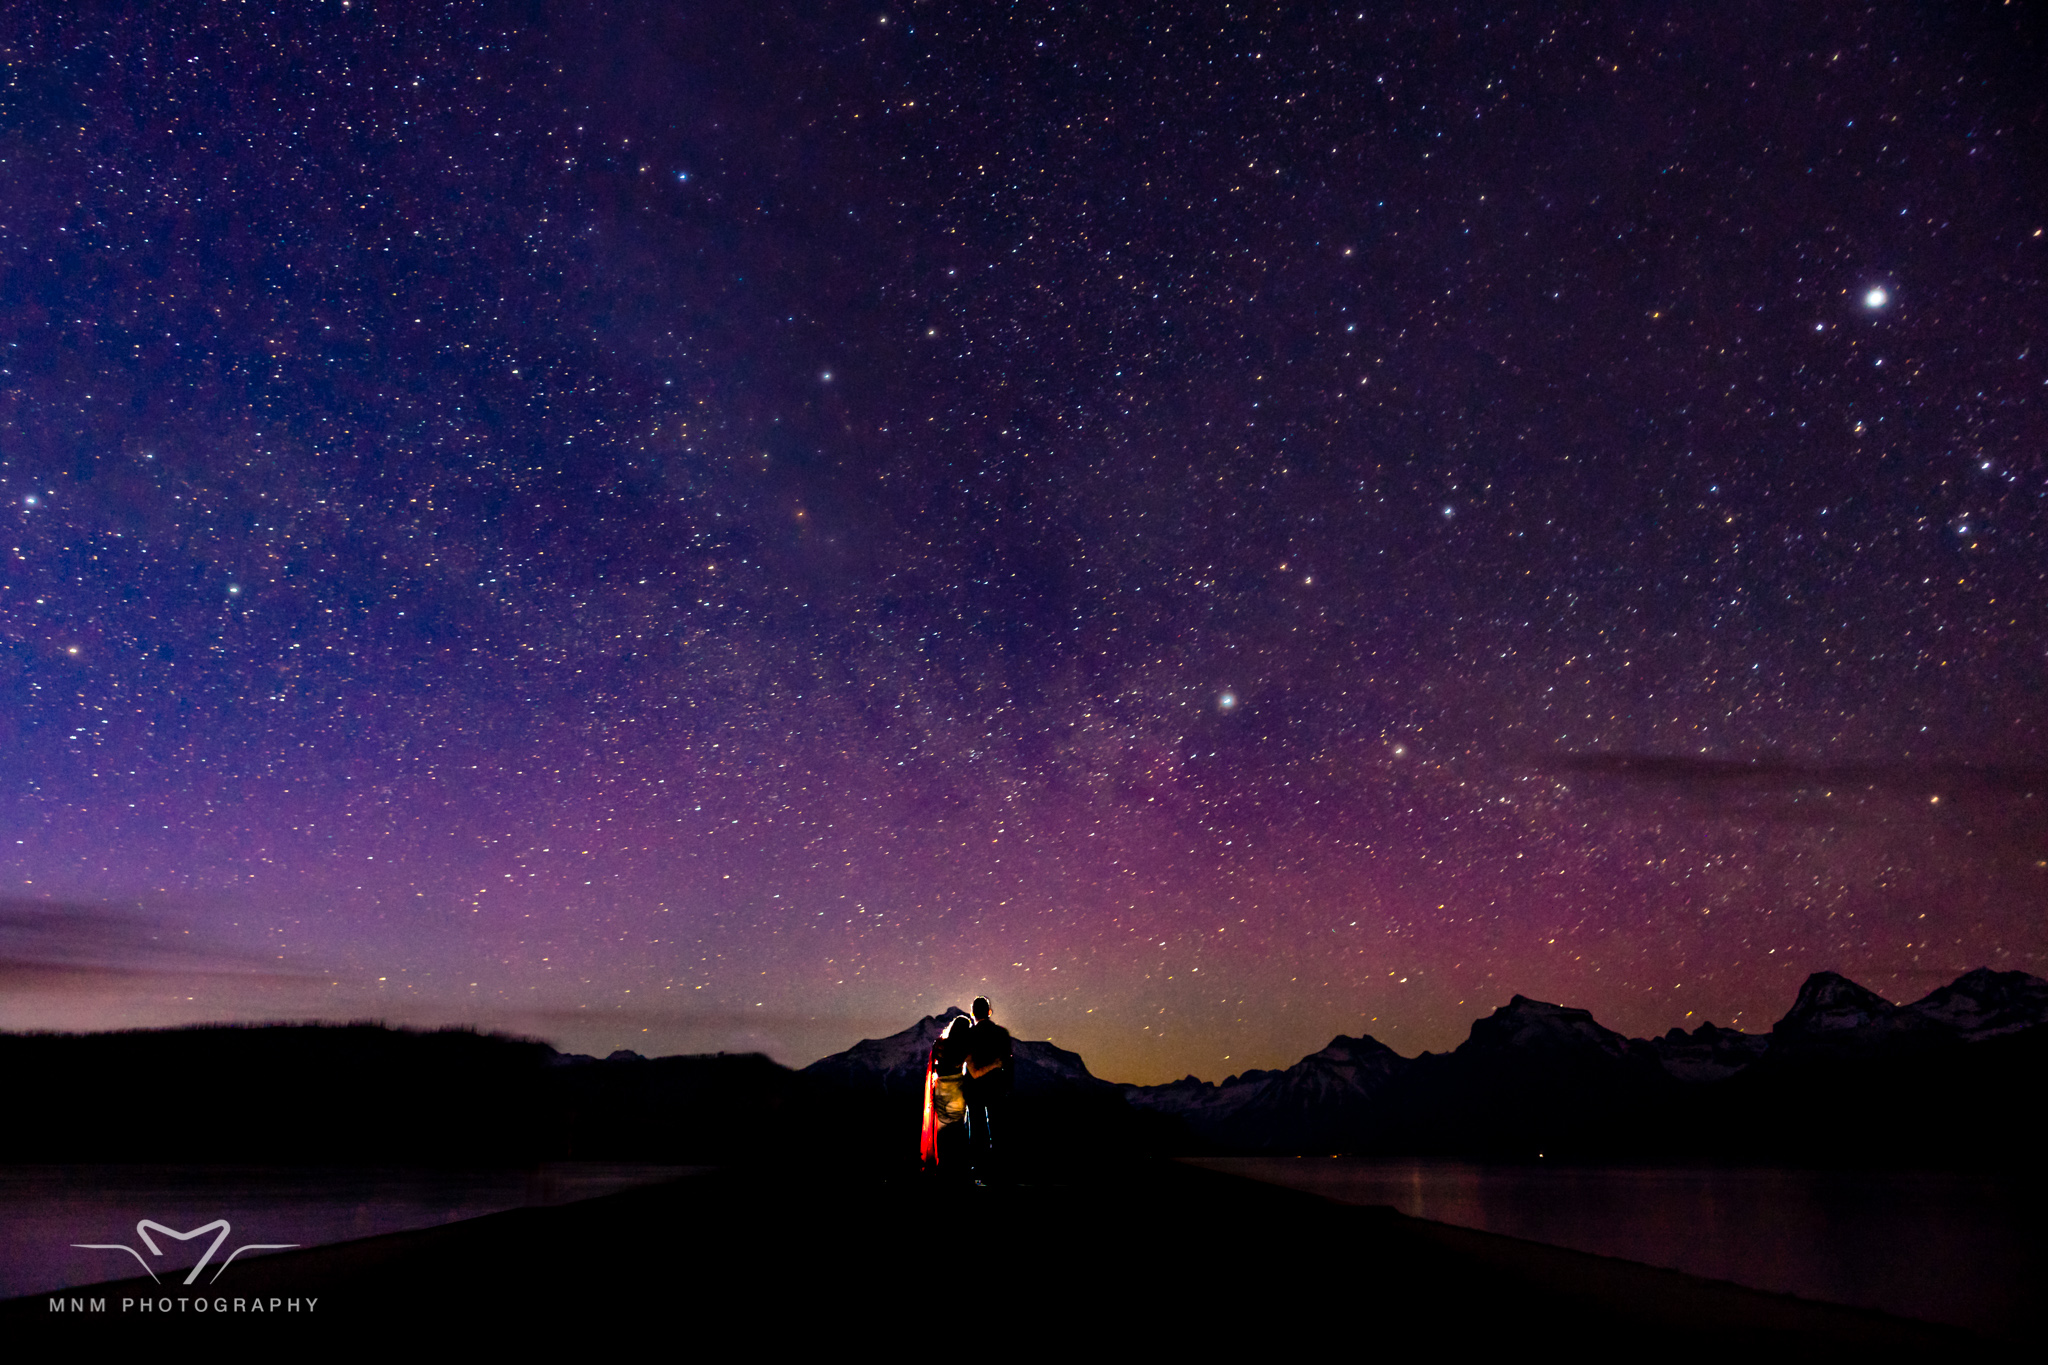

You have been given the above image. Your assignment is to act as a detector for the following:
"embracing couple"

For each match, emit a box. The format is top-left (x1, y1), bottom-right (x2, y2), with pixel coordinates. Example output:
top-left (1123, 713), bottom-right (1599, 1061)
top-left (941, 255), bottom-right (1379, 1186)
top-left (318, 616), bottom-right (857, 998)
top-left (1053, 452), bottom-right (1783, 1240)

top-left (919, 996), bottom-right (1013, 1184)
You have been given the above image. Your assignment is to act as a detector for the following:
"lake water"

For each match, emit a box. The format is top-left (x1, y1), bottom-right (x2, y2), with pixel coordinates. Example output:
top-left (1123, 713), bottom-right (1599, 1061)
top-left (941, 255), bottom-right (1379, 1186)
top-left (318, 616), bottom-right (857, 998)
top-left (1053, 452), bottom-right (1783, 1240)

top-left (0, 1163), bottom-right (700, 1300)
top-left (1189, 1157), bottom-right (2043, 1342)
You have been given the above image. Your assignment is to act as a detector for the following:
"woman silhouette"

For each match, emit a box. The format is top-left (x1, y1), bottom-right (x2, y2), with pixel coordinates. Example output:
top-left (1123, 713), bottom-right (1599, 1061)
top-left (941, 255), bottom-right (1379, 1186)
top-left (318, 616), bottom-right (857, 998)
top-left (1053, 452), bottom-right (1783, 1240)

top-left (919, 1014), bottom-right (973, 1173)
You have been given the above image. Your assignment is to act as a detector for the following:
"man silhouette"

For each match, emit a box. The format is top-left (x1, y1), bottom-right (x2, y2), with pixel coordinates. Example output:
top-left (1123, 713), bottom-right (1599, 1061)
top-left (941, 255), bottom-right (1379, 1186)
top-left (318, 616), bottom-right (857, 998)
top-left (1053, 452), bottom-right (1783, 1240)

top-left (961, 996), bottom-right (1013, 1184)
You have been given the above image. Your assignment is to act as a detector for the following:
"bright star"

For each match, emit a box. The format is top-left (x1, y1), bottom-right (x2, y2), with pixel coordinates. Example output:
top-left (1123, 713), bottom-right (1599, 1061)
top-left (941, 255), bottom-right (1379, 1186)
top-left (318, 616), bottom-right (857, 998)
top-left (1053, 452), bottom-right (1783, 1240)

top-left (1218, 693), bottom-right (1237, 710)
top-left (1864, 286), bottom-right (1889, 308)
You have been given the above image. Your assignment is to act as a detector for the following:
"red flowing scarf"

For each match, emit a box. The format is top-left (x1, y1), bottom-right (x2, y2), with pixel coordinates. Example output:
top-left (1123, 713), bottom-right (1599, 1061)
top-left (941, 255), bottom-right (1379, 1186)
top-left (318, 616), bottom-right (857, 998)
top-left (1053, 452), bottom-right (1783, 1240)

top-left (918, 1053), bottom-right (939, 1166)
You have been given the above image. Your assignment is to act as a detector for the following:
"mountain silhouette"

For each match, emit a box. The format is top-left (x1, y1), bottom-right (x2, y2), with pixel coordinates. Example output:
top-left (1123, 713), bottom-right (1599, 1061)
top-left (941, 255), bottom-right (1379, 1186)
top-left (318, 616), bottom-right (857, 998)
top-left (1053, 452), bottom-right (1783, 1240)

top-left (4, 968), bottom-right (2041, 1165)
top-left (1119, 968), bottom-right (2048, 1161)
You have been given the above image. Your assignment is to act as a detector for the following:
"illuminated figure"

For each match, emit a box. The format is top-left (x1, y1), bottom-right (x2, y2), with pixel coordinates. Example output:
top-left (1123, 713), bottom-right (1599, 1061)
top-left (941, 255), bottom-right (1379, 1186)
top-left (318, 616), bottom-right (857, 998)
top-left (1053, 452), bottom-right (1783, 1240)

top-left (920, 1014), bottom-right (973, 1173)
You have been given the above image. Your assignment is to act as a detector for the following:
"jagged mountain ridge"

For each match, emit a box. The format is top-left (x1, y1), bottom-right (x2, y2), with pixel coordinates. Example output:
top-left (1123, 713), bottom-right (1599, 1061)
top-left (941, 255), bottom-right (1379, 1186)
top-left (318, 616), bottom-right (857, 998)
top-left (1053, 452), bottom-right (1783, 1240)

top-left (796, 969), bottom-right (2048, 1137)
top-left (1768, 966), bottom-right (2048, 1048)
top-left (1909, 967), bottom-right (2048, 1039)
top-left (4, 967), bottom-right (2038, 1164)
top-left (1111, 967), bottom-right (2048, 1153)
top-left (534, 967), bottom-right (2048, 1160)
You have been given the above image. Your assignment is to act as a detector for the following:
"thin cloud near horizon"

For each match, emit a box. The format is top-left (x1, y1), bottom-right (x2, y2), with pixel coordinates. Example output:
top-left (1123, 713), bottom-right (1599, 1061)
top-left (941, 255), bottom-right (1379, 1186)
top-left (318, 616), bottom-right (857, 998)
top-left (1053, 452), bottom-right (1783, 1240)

top-left (1534, 753), bottom-right (2048, 794)
top-left (0, 898), bottom-right (327, 985)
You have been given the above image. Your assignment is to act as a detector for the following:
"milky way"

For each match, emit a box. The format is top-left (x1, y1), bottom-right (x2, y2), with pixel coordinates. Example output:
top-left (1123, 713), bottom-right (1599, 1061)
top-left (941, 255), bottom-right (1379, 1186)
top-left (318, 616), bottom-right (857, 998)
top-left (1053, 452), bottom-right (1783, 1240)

top-left (2, 3), bottom-right (2042, 1083)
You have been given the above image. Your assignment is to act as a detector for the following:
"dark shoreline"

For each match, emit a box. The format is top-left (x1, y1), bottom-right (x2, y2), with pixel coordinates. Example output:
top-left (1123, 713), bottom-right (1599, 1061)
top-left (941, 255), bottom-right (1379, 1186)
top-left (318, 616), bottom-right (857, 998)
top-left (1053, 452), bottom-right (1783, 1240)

top-left (2, 1161), bottom-right (1982, 1348)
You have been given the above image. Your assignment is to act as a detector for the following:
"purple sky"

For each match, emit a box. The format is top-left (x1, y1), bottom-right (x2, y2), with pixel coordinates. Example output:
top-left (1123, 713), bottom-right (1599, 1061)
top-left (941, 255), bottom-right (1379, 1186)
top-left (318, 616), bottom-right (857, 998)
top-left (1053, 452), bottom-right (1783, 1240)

top-left (2, 2), bottom-right (2042, 1084)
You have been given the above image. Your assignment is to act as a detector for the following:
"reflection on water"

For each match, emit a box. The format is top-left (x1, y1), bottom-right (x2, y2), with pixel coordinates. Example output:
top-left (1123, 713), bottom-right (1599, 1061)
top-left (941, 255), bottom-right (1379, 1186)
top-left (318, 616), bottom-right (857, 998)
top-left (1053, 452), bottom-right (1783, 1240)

top-left (0, 1163), bottom-right (702, 1300)
top-left (1191, 1157), bottom-right (2043, 1342)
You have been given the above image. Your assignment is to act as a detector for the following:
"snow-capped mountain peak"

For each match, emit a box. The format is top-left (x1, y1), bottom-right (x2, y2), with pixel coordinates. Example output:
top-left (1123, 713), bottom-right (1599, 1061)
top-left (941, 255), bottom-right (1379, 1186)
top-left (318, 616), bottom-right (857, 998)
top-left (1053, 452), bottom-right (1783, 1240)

top-left (1770, 971), bottom-right (1898, 1037)
top-left (1902, 967), bottom-right (2048, 1041)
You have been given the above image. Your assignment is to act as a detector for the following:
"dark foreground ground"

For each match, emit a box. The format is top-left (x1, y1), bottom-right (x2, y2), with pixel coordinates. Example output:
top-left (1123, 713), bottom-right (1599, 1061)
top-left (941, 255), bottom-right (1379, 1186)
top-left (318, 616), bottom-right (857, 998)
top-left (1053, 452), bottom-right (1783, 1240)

top-left (4, 1160), bottom-right (1980, 1351)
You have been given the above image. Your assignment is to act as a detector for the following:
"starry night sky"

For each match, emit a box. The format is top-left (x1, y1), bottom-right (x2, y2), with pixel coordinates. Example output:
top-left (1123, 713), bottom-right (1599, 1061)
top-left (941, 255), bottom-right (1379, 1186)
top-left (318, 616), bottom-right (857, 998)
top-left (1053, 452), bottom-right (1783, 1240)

top-left (2, 2), bottom-right (2043, 1083)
